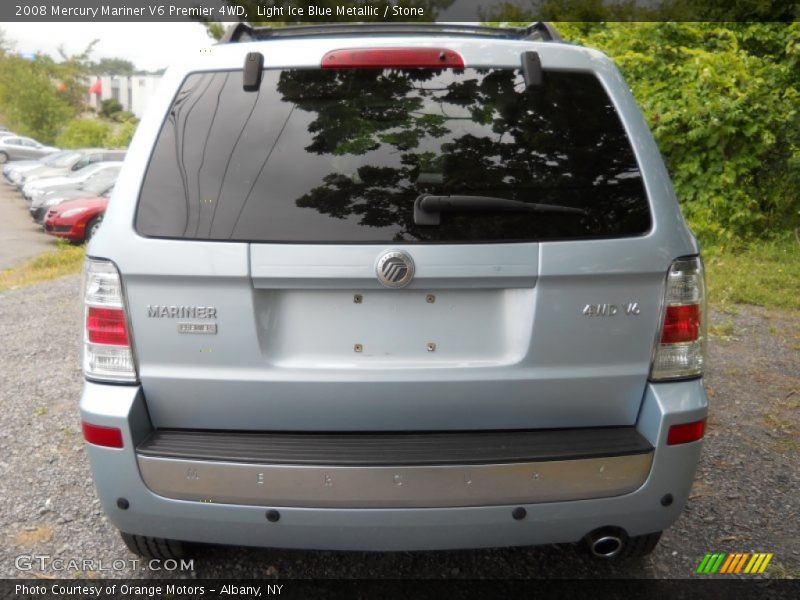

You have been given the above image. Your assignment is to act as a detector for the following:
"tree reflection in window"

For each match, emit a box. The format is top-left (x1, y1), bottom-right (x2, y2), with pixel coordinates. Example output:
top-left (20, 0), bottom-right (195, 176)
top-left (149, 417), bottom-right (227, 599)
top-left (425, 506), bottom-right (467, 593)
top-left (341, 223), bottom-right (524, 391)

top-left (277, 67), bottom-right (648, 241)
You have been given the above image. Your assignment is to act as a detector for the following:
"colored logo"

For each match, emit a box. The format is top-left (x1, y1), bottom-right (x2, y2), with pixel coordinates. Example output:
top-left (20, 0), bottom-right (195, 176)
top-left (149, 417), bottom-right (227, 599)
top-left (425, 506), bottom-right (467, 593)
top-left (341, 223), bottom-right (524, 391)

top-left (696, 552), bottom-right (773, 574)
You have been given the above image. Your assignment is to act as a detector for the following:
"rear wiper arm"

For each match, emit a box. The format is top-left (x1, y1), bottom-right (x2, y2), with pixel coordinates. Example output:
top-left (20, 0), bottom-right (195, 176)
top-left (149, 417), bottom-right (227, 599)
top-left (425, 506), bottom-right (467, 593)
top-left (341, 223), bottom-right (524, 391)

top-left (414, 194), bottom-right (586, 226)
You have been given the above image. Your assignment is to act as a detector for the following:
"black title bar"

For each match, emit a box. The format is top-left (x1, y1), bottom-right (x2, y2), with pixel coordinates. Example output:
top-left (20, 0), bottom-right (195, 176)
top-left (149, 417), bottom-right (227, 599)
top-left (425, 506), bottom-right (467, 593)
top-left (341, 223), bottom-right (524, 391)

top-left (6, 578), bottom-right (800, 600)
top-left (4, 0), bottom-right (799, 23)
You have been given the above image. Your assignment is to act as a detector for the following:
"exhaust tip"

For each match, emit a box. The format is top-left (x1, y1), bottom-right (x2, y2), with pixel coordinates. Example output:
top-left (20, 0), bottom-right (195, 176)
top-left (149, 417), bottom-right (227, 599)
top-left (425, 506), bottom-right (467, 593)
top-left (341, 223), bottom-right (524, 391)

top-left (584, 527), bottom-right (627, 559)
top-left (591, 535), bottom-right (623, 558)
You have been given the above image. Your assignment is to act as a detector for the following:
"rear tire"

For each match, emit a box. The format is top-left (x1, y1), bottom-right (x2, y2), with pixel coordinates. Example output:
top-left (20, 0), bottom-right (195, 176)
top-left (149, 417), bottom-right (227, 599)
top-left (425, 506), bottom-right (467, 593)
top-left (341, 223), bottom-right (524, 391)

top-left (120, 532), bottom-right (188, 560)
top-left (616, 531), bottom-right (662, 559)
top-left (0, 152), bottom-right (8, 164)
top-left (85, 216), bottom-right (102, 242)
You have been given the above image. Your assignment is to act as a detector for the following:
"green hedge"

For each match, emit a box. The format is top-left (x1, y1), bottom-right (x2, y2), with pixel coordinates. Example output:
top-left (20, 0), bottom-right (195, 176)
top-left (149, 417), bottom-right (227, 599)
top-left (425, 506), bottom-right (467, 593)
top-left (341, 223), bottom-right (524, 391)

top-left (558, 23), bottom-right (800, 244)
top-left (55, 119), bottom-right (111, 148)
top-left (55, 118), bottom-right (135, 150)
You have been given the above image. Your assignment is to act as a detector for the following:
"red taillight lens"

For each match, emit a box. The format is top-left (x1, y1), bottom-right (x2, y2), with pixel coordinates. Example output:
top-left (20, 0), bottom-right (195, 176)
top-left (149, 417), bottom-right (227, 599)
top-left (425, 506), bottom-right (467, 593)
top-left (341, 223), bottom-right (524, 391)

top-left (82, 422), bottom-right (124, 448)
top-left (321, 48), bottom-right (464, 69)
top-left (660, 304), bottom-right (701, 344)
top-left (86, 307), bottom-right (129, 346)
top-left (667, 419), bottom-right (706, 445)
top-left (650, 257), bottom-right (707, 380)
top-left (84, 259), bottom-right (137, 382)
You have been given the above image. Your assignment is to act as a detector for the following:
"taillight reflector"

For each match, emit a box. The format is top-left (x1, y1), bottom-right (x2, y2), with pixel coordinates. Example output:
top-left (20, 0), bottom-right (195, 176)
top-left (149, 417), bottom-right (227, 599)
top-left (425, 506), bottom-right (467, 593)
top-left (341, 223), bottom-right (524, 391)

top-left (321, 48), bottom-right (464, 69)
top-left (667, 419), bottom-right (706, 445)
top-left (660, 304), bottom-right (701, 344)
top-left (86, 307), bottom-right (129, 346)
top-left (82, 422), bottom-right (124, 448)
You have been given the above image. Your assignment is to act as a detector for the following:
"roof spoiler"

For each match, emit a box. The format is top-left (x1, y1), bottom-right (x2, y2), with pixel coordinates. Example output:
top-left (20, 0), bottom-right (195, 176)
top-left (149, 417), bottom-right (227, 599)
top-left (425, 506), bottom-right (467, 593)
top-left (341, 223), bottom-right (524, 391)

top-left (219, 22), bottom-right (562, 44)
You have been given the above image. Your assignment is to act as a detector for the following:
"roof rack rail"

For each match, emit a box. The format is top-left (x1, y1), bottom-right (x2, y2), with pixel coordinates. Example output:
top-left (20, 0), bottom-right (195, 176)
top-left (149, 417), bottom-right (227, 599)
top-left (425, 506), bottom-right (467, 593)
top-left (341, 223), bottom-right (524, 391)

top-left (219, 22), bottom-right (562, 44)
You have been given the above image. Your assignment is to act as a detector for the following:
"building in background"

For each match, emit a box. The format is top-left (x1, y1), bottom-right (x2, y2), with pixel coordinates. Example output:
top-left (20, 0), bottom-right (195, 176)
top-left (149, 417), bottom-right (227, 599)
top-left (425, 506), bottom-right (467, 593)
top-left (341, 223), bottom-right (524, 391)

top-left (86, 74), bottom-right (162, 118)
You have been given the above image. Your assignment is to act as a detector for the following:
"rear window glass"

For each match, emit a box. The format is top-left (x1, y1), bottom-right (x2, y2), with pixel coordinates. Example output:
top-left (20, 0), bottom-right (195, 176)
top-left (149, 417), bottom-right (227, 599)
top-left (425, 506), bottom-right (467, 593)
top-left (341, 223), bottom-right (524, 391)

top-left (136, 67), bottom-right (650, 243)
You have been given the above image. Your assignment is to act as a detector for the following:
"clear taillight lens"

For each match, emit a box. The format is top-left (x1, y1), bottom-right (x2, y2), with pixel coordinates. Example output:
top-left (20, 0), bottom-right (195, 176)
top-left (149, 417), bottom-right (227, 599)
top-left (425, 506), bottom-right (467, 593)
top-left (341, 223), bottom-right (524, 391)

top-left (650, 257), bottom-right (707, 381)
top-left (83, 259), bottom-right (137, 383)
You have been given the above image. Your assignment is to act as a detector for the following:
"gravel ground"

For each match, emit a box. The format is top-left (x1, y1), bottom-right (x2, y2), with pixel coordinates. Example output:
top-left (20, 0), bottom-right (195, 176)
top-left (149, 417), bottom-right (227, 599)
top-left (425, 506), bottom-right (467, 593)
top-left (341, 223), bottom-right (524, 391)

top-left (0, 182), bottom-right (56, 270)
top-left (1, 275), bottom-right (798, 579)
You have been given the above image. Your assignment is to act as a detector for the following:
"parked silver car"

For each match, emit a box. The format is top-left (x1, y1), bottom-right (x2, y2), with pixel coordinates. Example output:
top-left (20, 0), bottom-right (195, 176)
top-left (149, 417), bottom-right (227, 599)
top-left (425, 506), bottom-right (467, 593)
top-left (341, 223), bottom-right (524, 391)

top-left (24, 161), bottom-right (121, 202)
top-left (3, 150), bottom-right (80, 186)
top-left (0, 135), bottom-right (57, 162)
top-left (3, 150), bottom-right (83, 185)
top-left (19, 148), bottom-right (125, 186)
top-left (80, 23), bottom-right (708, 561)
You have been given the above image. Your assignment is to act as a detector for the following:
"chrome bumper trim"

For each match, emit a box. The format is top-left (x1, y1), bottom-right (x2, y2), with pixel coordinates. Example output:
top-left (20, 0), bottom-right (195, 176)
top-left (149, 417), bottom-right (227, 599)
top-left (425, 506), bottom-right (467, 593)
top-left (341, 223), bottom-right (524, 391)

top-left (137, 452), bottom-right (653, 508)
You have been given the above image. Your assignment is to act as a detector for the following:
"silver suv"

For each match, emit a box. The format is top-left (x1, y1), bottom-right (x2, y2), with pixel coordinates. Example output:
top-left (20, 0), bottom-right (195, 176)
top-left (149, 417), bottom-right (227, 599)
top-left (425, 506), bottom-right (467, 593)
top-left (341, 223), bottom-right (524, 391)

top-left (80, 23), bottom-right (708, 561)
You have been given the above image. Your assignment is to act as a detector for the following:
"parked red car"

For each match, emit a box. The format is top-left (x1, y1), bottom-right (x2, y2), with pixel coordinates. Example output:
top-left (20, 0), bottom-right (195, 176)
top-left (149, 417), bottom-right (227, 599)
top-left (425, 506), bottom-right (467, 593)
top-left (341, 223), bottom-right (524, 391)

top-left (43, 195), bottom-right (108, 243)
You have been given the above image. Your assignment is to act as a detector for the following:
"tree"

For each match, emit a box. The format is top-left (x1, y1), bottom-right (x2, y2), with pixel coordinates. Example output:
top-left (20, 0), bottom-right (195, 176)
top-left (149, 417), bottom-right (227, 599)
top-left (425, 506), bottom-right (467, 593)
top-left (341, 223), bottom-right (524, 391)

top-left (554, 23), bottom-right (800, 242)
top-left (0, 35), bottom-right (100, 143)
top-left (100, 98), bottom-right (123, 118)
top-left (0, 28), bottom-right (11, 53)
top-left (53, 41), bottom-right (98, 113)
top-left (90, 57), bottom-right (135, 76)
top-left (0, 55), bottom-right (73, 143)
top-left (105, 120), bottom-right (137, 148)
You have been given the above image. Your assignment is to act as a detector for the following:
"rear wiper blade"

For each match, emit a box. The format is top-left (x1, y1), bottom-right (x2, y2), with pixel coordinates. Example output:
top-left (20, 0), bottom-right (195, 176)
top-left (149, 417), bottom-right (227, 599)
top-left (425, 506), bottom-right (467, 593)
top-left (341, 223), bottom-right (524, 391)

top-left (414, 194), bottom-right (586, 226)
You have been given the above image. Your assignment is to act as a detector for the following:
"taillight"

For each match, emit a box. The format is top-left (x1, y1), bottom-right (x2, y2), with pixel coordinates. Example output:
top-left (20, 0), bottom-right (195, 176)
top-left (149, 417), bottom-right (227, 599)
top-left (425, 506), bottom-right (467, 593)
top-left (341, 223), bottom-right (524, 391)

top-left (321, 47), bottom-right (464, 69)
top-left (660, 304), bottom-right (701, 344)
top-left (83, 259), bottom-right (137, 383)
top-left (82, 421), bottom-right (124, 448)
top-left (667, 419), bottom-right (706, 445)
top-left (650, 257), bottom-right (707, 380)
top-left (86, 307), bottom-right (129, 346)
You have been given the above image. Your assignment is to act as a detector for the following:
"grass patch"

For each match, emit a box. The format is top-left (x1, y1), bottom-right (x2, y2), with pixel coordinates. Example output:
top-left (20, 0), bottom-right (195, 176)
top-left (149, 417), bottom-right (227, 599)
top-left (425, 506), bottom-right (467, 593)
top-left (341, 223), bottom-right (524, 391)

top-left (704, 235), bottom-right (800, 311)
top-left (708, 321), bottom-right (737, 340)
top-left (0, 241), bottom-right (85, 292)
top-left (775, 437), bottom-right (800, 454)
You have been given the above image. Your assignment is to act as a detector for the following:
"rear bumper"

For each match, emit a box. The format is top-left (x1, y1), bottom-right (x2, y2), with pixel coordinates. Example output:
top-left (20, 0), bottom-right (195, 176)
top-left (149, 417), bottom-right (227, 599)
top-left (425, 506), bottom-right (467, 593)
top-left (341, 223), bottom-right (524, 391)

top-left (136, 427), bottom-right (654, 508)
top-left (80, 380), bottom-right (707, 551)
